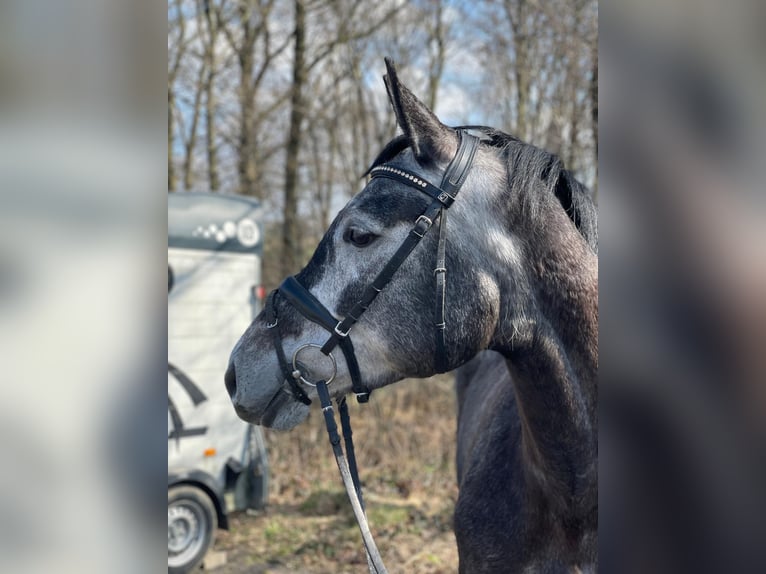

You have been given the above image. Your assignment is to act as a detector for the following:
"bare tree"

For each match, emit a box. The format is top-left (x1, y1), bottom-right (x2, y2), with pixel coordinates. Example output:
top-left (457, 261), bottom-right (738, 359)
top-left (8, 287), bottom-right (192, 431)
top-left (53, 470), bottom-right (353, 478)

top-left (168, 0), bottom-right (191, 192)
top-left (425, 0), bottom-right (448, 111)
top-left (182, 58), bottom-right (206, 190)
top-left (281, 0), bottom-right (408, 273)
top-left (463, 0), bottom-right (596, 188)
top-left (220, 0), bottom-right (293, 199)
top-left (282, 0), bottom-right (306, 274)
top-left (306, 106), bottom-right (337, 232)
top-left (504, 0), bottom-right (547, 141)
top-left (198, 0), bottom-right (223, 191)
top-left (168, 0), bottom-right (597, 244)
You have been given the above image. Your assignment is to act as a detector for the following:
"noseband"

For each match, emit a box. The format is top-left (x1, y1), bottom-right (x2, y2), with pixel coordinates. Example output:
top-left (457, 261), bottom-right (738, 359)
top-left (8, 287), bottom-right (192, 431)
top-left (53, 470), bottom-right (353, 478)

top-left (264, 130), bottom-right (480, 405)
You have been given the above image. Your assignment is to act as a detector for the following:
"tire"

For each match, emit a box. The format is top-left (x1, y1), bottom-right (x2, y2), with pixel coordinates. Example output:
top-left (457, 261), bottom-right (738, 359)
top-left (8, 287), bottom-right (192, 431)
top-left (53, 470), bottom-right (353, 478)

top-left (168, 485), bottom-right (217, 574)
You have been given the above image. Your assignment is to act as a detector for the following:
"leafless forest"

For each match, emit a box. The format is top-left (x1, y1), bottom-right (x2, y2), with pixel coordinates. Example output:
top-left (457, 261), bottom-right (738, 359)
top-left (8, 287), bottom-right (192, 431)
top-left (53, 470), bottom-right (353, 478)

top-left (168, 0), bottom-right (597, 279)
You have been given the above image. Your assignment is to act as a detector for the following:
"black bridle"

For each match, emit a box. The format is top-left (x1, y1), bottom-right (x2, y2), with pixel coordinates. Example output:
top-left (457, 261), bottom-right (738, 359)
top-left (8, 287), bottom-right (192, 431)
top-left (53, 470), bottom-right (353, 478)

top-left (262, 130), bottom-right (480, 572)
top-left (264, 130), bottom-right (480, 403)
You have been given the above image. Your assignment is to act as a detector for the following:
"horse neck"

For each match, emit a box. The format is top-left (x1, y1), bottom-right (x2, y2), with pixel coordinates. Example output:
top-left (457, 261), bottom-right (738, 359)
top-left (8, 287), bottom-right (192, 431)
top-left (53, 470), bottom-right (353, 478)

top-left (492, 218), bottom-right (598, 501)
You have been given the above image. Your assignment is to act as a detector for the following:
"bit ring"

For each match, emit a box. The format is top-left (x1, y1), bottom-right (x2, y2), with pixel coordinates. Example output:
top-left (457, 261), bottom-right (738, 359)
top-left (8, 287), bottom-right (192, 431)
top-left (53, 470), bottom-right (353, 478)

top-left (291, 344), bottom-right (336, 387)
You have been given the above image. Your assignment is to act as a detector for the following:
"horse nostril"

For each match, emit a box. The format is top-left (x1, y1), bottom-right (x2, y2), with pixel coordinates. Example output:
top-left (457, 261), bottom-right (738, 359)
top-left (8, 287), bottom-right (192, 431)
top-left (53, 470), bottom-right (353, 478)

top-left (224, 363), bottom-right (237, 398)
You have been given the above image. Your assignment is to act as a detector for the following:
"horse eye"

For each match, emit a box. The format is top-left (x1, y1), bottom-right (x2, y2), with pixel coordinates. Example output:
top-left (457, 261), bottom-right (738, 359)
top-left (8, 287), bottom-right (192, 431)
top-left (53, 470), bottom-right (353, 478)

top-left (343, 227), bottom-right (377, 247)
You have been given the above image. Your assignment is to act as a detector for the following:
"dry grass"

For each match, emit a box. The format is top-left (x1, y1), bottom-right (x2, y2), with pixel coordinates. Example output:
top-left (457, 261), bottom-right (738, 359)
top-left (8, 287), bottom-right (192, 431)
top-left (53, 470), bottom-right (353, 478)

top-left (213, 374), bottom-right (461, 573)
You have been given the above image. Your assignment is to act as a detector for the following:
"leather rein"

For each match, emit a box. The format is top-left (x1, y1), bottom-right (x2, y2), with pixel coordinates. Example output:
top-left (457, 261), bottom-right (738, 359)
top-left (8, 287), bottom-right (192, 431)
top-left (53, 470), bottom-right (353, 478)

top-left (262, 131), bottom-right (480, 573)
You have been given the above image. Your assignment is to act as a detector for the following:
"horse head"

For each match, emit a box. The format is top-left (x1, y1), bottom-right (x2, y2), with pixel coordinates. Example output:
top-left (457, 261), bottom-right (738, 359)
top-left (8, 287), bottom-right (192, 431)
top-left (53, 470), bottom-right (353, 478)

top-left (225, 58), bottom-right (596, 430)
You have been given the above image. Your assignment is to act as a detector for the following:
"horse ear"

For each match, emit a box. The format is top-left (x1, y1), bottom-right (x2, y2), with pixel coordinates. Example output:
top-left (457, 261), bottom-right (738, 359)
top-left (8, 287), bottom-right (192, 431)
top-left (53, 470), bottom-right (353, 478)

top-left (383, 57), bottom-right (456, 166)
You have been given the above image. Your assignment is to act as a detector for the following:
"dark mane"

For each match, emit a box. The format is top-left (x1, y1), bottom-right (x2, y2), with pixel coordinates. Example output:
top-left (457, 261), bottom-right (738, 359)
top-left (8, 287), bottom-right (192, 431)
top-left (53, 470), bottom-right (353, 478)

top-left (458, 125), bottom-right (598, 254)
top-left (365, 126), bottom-right (598, 254)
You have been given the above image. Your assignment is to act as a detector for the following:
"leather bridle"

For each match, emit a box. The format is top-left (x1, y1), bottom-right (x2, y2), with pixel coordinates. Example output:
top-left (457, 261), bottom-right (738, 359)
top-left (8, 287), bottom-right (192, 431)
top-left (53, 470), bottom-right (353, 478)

top-left (264, 129), bottom-right (480, 404)
top-left (261, 130), bottom-right (480, 573)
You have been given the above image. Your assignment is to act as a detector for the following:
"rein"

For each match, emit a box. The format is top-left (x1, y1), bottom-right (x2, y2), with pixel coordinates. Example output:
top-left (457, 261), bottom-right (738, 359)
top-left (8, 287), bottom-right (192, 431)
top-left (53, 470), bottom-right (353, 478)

top-left (264, 130), bottom-right (479, 572)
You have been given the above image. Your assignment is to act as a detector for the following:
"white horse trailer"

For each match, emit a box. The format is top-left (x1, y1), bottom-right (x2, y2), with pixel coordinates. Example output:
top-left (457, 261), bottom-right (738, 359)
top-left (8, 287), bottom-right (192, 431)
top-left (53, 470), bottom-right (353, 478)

top-left (168, 192), bottom-right (269, 574)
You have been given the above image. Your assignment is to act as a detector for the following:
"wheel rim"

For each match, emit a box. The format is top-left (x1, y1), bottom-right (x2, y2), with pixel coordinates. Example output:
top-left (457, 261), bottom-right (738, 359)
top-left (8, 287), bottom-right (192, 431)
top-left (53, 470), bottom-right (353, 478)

top-left (168, 498), bottom-right (209, 568)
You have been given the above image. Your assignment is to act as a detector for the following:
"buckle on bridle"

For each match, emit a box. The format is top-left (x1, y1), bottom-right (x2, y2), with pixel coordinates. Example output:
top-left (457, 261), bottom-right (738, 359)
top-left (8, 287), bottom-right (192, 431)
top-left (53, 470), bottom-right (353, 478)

top-left (437, 191), bottom-right (455, 207)
top-left (334, 320), bottom-right (351, 338)
top-left (413, 215), bottom-right (433, 237)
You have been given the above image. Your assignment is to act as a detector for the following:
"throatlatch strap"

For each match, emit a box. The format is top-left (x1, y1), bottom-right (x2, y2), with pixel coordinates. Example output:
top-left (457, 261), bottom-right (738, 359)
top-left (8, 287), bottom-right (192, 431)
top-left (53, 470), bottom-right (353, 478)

top-left (434, 209), bottom-right (448, 373)
top-left (433, 131), bottom-right (479, 373)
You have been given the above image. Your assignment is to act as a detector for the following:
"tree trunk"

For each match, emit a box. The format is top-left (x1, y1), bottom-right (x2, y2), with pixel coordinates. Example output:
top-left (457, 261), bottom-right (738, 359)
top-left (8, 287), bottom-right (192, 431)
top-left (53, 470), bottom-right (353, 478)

top-left (506, 0), bottom-right (530, 139)
top-left (282, 0), bottom-right (306, 275)
top-left (567, 4), bottom-right (583, 170)
top-left (168, 86), bottom-right (177, 191)
top-left (237, 1), bottom-right (258, 197)
top-left (202, 0), bottom-right (220, 191)
top-left (183, 61), bottom-right (206, 190)
top-left (205, 69), bottom-right (219, 191)
top-left (427, 0), bottom-right (446, 111)
top-left (168, 0), bottom-right (186, 193)
top-left (351, 50), bottom-right (371, 181)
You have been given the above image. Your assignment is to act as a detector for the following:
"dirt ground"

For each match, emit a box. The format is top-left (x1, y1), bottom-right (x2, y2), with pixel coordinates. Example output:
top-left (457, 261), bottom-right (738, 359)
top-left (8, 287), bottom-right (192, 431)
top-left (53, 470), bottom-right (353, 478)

top-left (209, 375), bottom-right (461, 574)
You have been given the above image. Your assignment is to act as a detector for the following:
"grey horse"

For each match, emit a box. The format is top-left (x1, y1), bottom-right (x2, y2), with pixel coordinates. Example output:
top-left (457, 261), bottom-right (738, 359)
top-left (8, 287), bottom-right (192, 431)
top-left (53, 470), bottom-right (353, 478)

top-left (225, 59), bottom-right (597, 573)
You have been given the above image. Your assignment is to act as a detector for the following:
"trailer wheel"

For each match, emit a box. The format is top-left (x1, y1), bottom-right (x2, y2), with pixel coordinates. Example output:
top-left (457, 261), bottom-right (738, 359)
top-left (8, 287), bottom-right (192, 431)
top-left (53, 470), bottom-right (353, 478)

top-left (168, 485), bottom-right (217, 573)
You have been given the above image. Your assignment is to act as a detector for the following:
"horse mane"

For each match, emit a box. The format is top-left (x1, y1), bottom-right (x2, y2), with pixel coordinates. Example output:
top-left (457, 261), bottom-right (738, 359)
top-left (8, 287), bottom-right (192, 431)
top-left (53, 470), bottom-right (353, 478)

top-left (365, 126), bottom-right (598, 254)
top-left (457, 125), bottom-right (598, 254)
